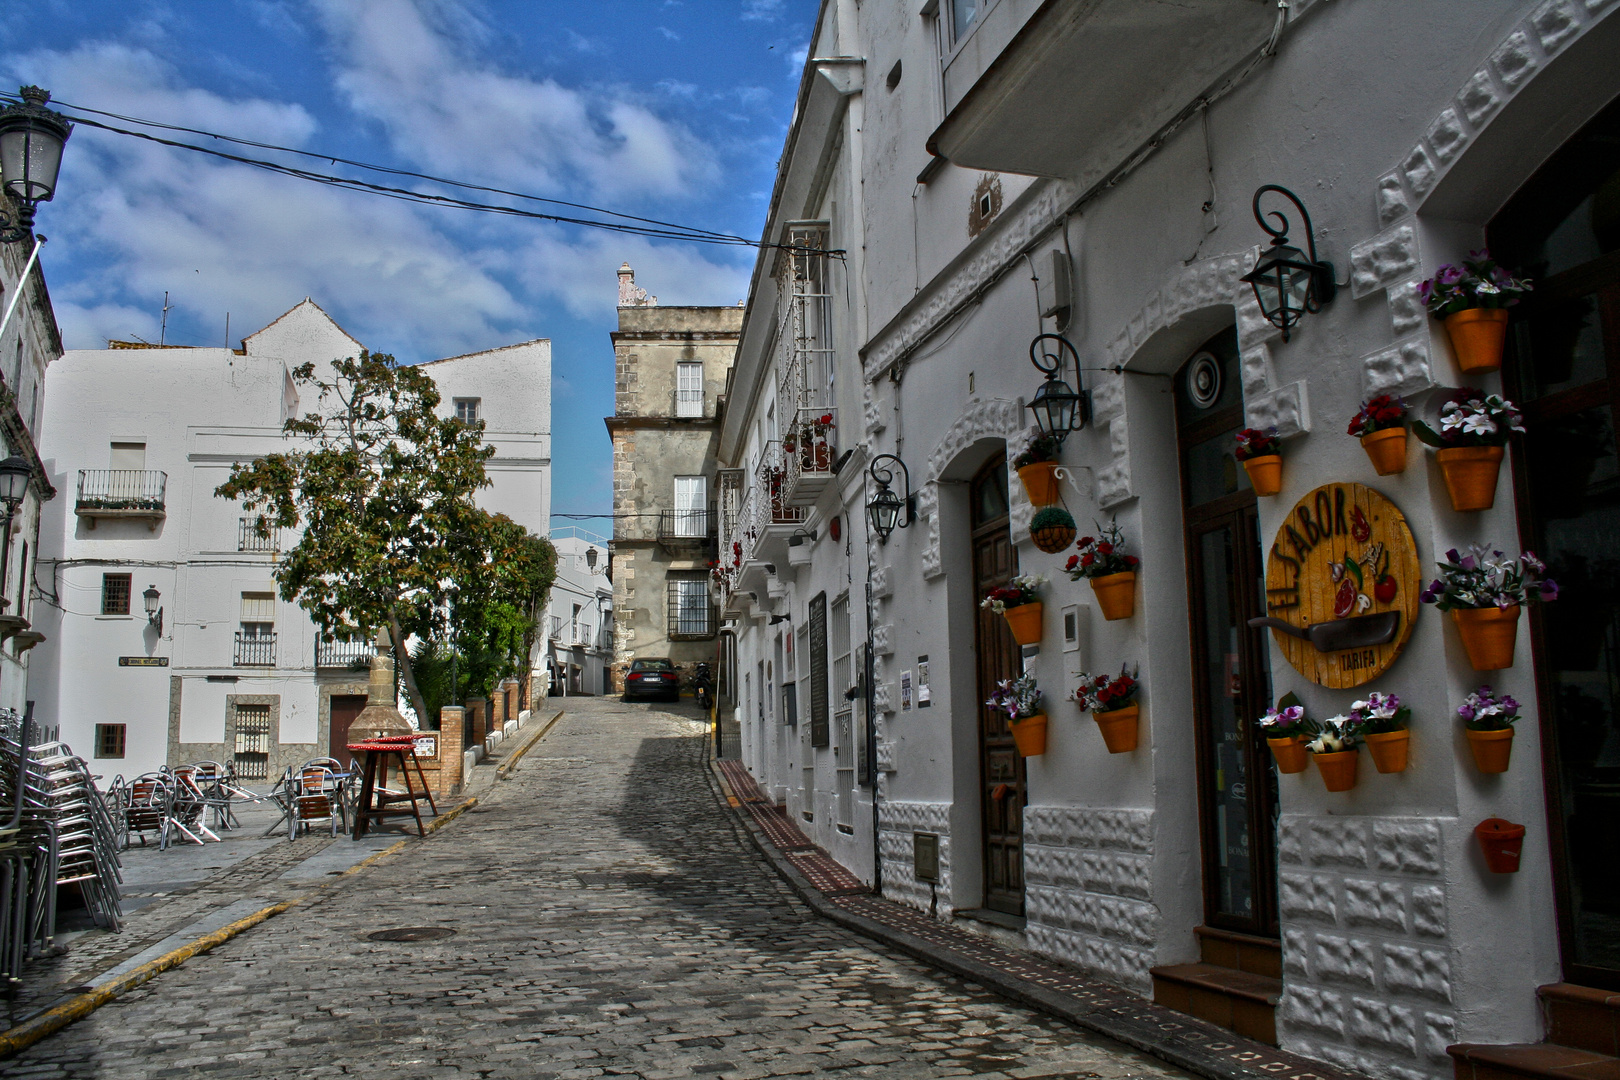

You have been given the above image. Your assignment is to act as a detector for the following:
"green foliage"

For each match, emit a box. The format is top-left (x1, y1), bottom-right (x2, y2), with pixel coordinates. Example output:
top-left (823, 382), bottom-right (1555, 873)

top-left (1030, 505), bottom-right (1076, 530)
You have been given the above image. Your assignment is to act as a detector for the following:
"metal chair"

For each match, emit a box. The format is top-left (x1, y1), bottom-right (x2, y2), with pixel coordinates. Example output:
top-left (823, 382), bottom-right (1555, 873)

top-left (123, 773), bottom-right (172, 849)
top-left (288, 766), bottom-right (344, 841)
top-left (188, 761), bottom-right (237, 831)
top-left (166, 766), bottom-right (221, 846)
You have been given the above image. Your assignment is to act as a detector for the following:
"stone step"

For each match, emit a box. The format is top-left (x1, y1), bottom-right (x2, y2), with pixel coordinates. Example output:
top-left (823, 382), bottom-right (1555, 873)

top-left (1196, 924), bottom-right (1283, 979)
top-left (1541, 984), bottom-right (1620, 1057)
top-left (1449, 1041), bottom-right (1620, 1080)
top-left (1150, 962), bottom-right (1282, 1046)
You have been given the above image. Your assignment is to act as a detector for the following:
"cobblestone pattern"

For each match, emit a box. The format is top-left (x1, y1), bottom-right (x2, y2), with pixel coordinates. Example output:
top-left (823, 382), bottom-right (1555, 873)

top-left (2, 698), bottom-right (1197, 1080)
top-left (1274, 814), bottom-right (1458, 1080)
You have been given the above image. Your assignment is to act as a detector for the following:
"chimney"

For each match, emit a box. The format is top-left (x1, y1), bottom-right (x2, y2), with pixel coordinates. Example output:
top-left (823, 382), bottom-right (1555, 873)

top-left (617, 262), bottom-right (655, 308)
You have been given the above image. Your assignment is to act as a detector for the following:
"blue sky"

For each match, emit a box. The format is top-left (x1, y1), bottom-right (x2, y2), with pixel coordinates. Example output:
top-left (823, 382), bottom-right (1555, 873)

top-left (2, 0), bottom-right (817, 520)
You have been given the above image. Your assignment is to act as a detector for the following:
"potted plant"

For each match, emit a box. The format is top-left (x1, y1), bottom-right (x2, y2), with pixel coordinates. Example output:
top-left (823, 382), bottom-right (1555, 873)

top-left (1011, 432), bottom-right (1064, 506)
top-left (1257, 693), bottom-right (1317, 773)
top-left (1348, 395), bottom-right (1410, 475)
top-left (1072, 665), bottom-right (1141, 753)
top-left (810, 412), bottom-right (836, 471)
top-left (1065, 521), bottom-right (1139, 621)
top-left (981, 574), bottom-right (1047, 645)
top-left (1235, 426), bottom-right (1283, 496)
top-left (1420, 546), bottom-right (1557, 670)
top-left (1419, 250), bottom-right (1533, 374)
top-left (1030, 506), bottom-right (1077, 554)
top-left (987, 672), bottom-right (1046, 757)
top-left (1352, 691), bottom-right (1412, 773)
top-left (1308, 714), bottom-right (1363, 792)
top-left (1456, 684), bottom-right (1521, 773)
top-left (1412, 390), bottom-right (1525, 511)
top-left (1475, 818), bottom-right (1526, 873)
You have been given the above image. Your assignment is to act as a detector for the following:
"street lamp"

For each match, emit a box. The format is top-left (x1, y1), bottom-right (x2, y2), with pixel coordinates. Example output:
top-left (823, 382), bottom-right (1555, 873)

top-left (865, 454), bottom-right (915, 545)
top-left (585, 546), bottom-right (598, 572)
top-left (0, 456), bottom-right (29, 610)
top-left (1239, 184), bottom-right (1336, 342)
top-left (0, 87), bottom-right (73, 243)
top-left (143, 585), bottom-right (163, 636)
top-left (1026, 334), bottom-right (1085, 446)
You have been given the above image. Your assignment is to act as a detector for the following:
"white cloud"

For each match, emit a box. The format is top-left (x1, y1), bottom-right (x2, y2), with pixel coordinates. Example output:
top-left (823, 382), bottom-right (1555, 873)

top-left (312, 0), bottom-right (719, 201)
top-left (657, 26), bottom-right (681, 42)
top-left (742, 0), bottom-right (785, 22)
top-left (516, 231), bottom-right (750, 321)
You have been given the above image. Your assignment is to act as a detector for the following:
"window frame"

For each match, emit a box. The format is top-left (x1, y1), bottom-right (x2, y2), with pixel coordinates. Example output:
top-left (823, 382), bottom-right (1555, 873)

top-left (675, 361), bottom-right (704, 417)
top-left (453, 397), bottom-right (481, 424)
top-left (667, 577), bottom-right (714, 640)
top-left (101, 573), bottom-right (132, 616)
top-left (95, 723), bottom-right (126, 759)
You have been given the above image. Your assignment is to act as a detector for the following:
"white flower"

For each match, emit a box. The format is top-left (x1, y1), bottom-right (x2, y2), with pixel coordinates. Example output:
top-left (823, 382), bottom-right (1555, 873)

top-left (1462, 413), bottom-right (1496, 436)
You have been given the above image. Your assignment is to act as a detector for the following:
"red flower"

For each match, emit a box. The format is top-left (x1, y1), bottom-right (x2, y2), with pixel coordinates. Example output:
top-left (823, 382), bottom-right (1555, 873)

top-left (1096, 542), bottom-right (1114, 555)
top-left (1077, 536), bottom-right (1094, 547)
top-left (1065, 555), bottom-right (1080, 570)
top-left (1125, 555), bottom-right (1140, 566)
top-left (1081, 553), bottom-right (1095, 567)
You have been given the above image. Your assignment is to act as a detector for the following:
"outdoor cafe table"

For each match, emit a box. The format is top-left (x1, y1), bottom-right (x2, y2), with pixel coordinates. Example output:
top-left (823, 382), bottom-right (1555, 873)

top-left (345, 735), bottom-right (438, 839)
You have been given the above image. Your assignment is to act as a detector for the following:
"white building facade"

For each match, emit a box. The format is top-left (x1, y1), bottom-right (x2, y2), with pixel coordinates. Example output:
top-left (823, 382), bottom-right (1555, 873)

top-left (543, 527), bottom-right (613, 697)
top-left (724, 1), bottom-right (1620, 1075)
top-left (29, 300), bottom-right (551, 782)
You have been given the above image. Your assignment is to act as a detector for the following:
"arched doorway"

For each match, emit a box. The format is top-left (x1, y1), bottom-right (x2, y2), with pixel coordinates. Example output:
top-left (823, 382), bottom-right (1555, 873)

top-left (1490, 90), bottom-right (1620, 989)
top-left (970, 452), bottom-right (1026, 918)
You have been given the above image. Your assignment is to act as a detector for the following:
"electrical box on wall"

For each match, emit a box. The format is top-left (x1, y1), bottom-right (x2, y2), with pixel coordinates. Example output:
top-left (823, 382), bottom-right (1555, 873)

top-left (913, 832), bottom-right (940, 883)
top-left (1038, 248), bottom-right (1072, 329)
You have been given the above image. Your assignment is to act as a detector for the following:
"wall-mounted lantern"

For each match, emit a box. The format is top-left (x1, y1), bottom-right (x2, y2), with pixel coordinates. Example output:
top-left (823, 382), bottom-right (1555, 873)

top-left (143, 584), bottom-right (163, 636)
top-left (865, 454), bottom-right (915, 544)
top-left (585, 546), bottom-right (598, 572)
top-left (0, 87), bottom-right (73, 243)
top-left (1026, 334), bottom-right (1085, 446)
top-left (1240, 184), bottom-right (1335, 342)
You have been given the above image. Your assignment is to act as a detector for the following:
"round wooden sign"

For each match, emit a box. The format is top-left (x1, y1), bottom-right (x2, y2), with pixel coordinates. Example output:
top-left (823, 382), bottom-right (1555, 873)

top-left (1261, 483), bottom-right (1420, 688)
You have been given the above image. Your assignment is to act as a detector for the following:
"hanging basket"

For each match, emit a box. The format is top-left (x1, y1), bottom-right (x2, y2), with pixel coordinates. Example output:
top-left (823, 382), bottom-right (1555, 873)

top-left (1452, 605), bottom-right (1520, 670)
top-left (1465, 727), bottom-right (1515, 773)
top-left (1268, 736), bottom-right (1309, 774)
top-left (1090, 572), bottom-right (1137, 621)
top-left (1030, 506), bottom-right (1078, 554)
top-left (1444, 308), bottom-right (1510, 374)
top-left (1017, 462), bottom-right (1062, 507)
top-left (1010, 713), bottom-right (1048, 757)
top-left (1360, 427), bottom-right (1409, 476)
top-left (1314, 748), bottom-right (1359, 792)
top-left (1475, 817), bottom-right (1526, 873)
top-left (1243, 454), bottom-right (1283, 497)
top-left (1092, 703), bottom-right (1140, 753)
top-left (1003, 601), bottom-right (1043, 645)
top-left (1436, 446), bottom-right (1504, 512)
top-left (1364, 730), bottom-right (1411, 773)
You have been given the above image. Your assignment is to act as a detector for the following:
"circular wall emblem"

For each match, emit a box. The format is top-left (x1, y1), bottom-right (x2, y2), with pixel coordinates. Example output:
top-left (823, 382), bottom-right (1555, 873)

top-left (1261, 483), bottom-right (1420, 688)
top-left (1186, 351), bottom-right (1223, 409)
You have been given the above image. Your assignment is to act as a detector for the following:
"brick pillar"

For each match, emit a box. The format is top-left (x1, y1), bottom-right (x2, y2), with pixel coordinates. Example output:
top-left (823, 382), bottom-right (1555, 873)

top-left (521, 675), bottom-right (532, 713)
top-left (437, 706), bottom-right (464, 796)
top-left (465, 698), bottom-right (486, 743)
top-left (491, 690), bottom-right (505, 731)
top-left (504, 680), bottom-right (518, 723)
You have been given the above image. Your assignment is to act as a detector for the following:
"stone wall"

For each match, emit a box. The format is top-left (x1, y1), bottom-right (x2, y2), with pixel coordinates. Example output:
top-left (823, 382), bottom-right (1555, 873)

top-left (877, 799), bottom-right (952, 915)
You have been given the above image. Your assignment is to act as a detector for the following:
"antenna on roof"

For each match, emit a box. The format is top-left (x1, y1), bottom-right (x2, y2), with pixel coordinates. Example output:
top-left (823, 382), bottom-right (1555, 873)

top-left (159, 291), bottom-right (172, 347)
top-left (224, 312), bottom-right (230, 350)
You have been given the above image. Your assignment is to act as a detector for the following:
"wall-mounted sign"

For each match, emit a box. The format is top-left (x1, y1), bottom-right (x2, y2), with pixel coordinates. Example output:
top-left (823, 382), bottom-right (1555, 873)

top-left (1256, 482), bottom-right (1419, 688)
top-left (413, 734), bottom-right (438, 760)
top-left (119, 656), bottom-right (169, 667)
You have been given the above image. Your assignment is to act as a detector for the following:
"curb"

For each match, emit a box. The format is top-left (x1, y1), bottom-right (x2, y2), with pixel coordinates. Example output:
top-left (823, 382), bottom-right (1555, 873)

top-left (423, 797), bottom-right (477, 834)
top-left (495, 709), bottom-right (564, 779)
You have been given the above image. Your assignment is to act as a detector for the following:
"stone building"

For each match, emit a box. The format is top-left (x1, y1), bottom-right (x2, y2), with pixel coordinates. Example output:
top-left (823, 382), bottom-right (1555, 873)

top-left (723, 1), bottom-right (1620, 1076)
top-left (606, 264), bottom-right (740, 693)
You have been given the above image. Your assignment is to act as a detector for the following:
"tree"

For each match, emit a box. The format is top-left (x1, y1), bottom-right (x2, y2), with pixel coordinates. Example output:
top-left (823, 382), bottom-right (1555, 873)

top-left (216, 350), bottom-right (495, 727)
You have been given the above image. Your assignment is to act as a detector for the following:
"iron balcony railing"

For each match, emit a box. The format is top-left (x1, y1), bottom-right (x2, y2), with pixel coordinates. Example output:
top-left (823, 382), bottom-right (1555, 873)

top-left (783, 406), bottom-right (839, 504)
top-left (76, 470), bottom-right (167, 513)
top-left (755, 441), bottom-right (806, 530)
top-left (316, 637), bottom-right (370, 669)
top-left (234, 631), bottom-right (277, 667)
top-left (658, 507), bottom-right (714, 542)
top-left (239, 516), bottom-right (279, 552)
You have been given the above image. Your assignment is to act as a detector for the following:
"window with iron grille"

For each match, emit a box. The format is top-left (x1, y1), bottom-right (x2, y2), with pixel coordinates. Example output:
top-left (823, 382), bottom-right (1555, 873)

top-left (101, 573), bottom-right (131, 616)
top-left (233, 704), bottom-right (272, 781)
top-left (236, 592), bottom-right (277, 666)
top-left (454, 397), bottom-right (480, 424)
top-left (95, 723), bottom-right (126, 759)
top-left (675, 362), bottom-right (703, 417)
top-left (238, 515), bottom-right (278, 552)
top-left (809, 592), bottom-right (829, 748)
top-left (831, 594), bottom-right (853, 826)
top-left (667, 578), bottom-right (713, 639)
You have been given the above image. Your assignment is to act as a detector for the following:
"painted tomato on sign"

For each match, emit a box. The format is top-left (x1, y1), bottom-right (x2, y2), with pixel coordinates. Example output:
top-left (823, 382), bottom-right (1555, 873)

top-left (1259, 483), bottom-right (1421, 688)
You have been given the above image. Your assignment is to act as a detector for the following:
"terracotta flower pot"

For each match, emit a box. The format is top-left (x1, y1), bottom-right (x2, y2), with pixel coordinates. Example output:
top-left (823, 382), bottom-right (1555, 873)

top-left (1003, 601), bottom-right (1043, 645)
top-left (1445, 308), bottom-right (1510, 374)
top-left (1360, 427), bottom-right (1409, 476)
top-left (1436, 445), bottom-right (1505, 512)
top-left (1017, 462), bottom-right (1062, 507)
top-left (1475, 817), bottom-right (1526, 873)
top-left (1268, 736), bottom-right (1309, 774)
top-left (1093, 704), bottom-right (1140, 754)
top-left (1090, 572), bottom-right (1136, 622)
top-left (1465, 726), bottom-right (1515, 773)
top-left (1010, 713), bottom-right (1048, 757)
top-left (1313, 748), bottom-right (1359, 792)
top-left (1243, 454), bottom-right (1283, 497)
top-left (1452, 605), bottom-right (1520, 670)
top-left (1364, 729), bottom-right (1411, 773)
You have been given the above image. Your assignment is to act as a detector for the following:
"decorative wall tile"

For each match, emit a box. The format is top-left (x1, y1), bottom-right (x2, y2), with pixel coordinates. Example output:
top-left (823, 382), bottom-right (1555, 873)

top-left (1245, 381), bottom-right (1309, 437)
top-left (1281, 871), bottom-right (1340, 925)
top-left (1316, 935), bottom-right (1379, 989)
top-left (1373, 821), bottom-right (1443, 876)
top-left (1350, 224), bottom-right (1421, 299)
top-left (1422, 1013), bottom-right (1459, 1064)
top-left (1401, 144), bottom-right (1438, 200)
top-left (1345, 878), bottom-right (1409, 933)
top-left (1411, 884), bottom-right (1447, 939)
top-left (1282, 985), bottom-right (1347, 1036)
top-left (1425, 108), bottom-right (1469, 166)
top-left (1387, 277), bottom-right (1427, 339)
top-left (1490, 29), bottom-right (1541, 91)
top-left (1351, 998), bottom-right (1418, 1054)
top-left (1361, 338), bottom-right (1433, 398)
top-left (1383, 945), bottom-right (1453, 1003)
top-left (1456, 69), bottom-right (1503, 128)
top-left (1530, 0), bottom-right (1583, 53)
top-left (1376, 172), bottom-right (1411, 226)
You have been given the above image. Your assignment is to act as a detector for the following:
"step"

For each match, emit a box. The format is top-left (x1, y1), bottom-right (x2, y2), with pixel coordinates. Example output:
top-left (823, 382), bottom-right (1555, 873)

top-left (1151, 962), bottom-right (1281, 1046)
top-left (1196, 925), bottom-right (1283, 979)
top-left (1541, 984), bottom-right (1620, 1057)
top-left (1449, 1042), bottom-right (1620, 1080)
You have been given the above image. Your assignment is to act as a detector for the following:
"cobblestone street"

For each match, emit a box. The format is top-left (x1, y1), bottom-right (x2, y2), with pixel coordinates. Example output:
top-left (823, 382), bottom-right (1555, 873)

top-left (1, 698), bottom-right (1193, 1079)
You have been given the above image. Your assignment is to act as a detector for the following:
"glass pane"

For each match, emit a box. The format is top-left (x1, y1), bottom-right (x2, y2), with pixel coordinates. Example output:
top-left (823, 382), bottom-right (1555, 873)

top-left (972, 463), bottom-right (1008, 526)
top-left (1512, 295), bottom-right (1608, 400)
top-left (1200, 526), bottom-right (1253, 919)
top-left (1185, 428), bottom-right (1252, 507)
top-left (952, 0), bottom-right (979, 42)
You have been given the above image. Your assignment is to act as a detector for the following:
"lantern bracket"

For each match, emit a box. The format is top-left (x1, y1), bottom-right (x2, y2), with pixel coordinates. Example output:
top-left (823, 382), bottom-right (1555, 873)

top-left (865, 454), bottom-right (915, 545)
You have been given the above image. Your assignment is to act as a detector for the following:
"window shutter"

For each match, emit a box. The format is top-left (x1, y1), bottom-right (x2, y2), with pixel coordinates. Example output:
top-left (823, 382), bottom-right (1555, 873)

top-left (809, 593), bottom-right (829, 748)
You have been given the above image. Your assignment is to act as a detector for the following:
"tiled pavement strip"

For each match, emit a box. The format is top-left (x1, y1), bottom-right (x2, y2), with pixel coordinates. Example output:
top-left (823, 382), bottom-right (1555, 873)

top-left (711, 761), bottom-right (1356, 1080)
top-left (2, 695), bottom-right (1204, 1079)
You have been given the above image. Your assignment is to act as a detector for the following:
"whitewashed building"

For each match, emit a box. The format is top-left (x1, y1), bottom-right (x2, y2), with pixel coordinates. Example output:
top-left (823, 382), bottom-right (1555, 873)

top-left (724, 0), bottom-right (1620, 1074)
top-left (29, 300), bottom-right (551, 781)
top-left (542, 527), bottom-right (613, 696)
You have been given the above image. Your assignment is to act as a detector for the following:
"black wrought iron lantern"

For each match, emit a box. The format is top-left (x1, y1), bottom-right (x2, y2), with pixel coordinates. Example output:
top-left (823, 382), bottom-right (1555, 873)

top-left (143, 584), bottom-right (163, 636)
top-left (0, 87), bottom-right (72, 243)
top-left (865, 454), bottom-right (915, 544)
top-left (1240, 184), bottom-right (1335, 342)
top-left (1026, 334), bottom-right (1085, 445)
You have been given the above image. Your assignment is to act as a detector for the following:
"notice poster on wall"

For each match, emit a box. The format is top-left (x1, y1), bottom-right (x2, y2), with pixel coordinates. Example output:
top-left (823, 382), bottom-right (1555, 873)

top-left (900, 668), bottom-right (913, 711)
top-left (916, 656), bottom-right (931, 707)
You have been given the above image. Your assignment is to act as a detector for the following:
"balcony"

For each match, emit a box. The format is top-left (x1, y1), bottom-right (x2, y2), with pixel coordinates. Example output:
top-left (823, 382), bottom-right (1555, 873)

top-left (239, 515), bottom-right (279, 553)
top-left (783, 407), bottom-right (839, 505)
top-left (234, 631), bottom-right (277, 668)
top-left (316, 637), bottom-right (371, 671)
top-left (76, 470), bottom-right (167, 529)
top-left (657, 507), bottom-right (715, 551)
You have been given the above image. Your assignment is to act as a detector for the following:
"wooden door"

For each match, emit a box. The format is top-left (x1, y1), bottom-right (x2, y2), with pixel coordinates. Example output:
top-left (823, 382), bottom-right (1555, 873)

top-left (972, 455), bottom-right (1026, 916)
top-left (329, 695), bottom-right (367, 762)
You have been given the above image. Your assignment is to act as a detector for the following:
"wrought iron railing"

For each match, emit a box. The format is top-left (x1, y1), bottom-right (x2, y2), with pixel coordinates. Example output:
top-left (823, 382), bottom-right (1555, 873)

top-left (76, 470), bottom-right (167, 512)
top-left (668, 590), bottom-right (717, 640)
top-left (754, 441), bottom-right (806, 531)
top-left (233, 632), bottom-right (277, 667)
top-left (783, 406), bottom-right (839, 503)
top-left (316, 637), bottom-right (370, 669)
top-left (658, 507), bottom-right (713, 542)
top-left (239, 516), bottom-right (279, 552)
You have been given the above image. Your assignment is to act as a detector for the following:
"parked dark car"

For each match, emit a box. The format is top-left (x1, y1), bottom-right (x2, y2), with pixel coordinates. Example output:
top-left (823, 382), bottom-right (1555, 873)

top-left (623, 658), bottom-right (680, 702)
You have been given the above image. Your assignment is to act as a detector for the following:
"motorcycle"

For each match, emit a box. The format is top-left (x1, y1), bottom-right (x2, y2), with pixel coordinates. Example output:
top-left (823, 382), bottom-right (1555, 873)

top-left (692, 662), bottom-right (714, 713)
